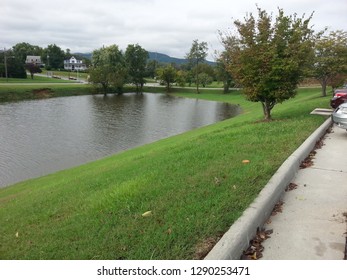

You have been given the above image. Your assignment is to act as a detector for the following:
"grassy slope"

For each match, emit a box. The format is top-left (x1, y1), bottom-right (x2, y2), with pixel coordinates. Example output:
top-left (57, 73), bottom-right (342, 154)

top-left (0, 88), bottom-right (330, 259)
top-left (0, 83), bottom-right (92, 102)
top-left (0, 76), bottom-right (78, 84)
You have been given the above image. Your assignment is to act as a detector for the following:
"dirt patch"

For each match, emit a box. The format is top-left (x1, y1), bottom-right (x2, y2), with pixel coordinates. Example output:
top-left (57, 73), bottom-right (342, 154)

top-left (32, 88), bottom-right (54, 98)
top-left (194, 233), bottom-right (223, 260)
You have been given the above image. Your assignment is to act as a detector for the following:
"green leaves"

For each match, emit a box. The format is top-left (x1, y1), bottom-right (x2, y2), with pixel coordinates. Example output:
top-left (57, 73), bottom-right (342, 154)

top-left (124, 44), bottom-right (149, 93)
top-left (222, 7), bottom-right (315, 120)
top-left (312, 30), bottom-right (347, 96)
top-left (89, 45), bottom-right (127, 94)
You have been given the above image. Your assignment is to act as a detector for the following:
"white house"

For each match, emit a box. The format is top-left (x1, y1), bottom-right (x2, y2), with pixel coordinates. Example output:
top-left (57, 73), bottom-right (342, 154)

top-left (25, 56), bottom-right (43, 66)
top-left (64, 56), bottom-right (87, 71)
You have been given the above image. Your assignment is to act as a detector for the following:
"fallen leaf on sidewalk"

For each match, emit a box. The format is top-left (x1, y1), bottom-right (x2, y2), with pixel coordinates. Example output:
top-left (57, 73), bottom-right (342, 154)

top-left (241, 228), bottom-right (273, 260)
top-left (271, 201), bottom-right (284, 216)
top-left (285, 183), bottom-right (298, 192)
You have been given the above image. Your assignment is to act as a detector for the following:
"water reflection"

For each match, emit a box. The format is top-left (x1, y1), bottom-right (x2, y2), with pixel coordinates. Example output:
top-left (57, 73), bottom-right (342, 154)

top-left (0, 93), bottom-right (241, 187)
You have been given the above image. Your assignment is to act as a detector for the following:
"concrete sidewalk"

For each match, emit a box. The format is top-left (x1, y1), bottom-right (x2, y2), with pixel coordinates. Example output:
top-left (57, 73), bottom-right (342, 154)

top-left (261, 125), bottom-right (347, 259)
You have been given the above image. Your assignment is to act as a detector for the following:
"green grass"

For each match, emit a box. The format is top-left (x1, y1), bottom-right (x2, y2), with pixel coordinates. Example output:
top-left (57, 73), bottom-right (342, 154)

top-left (0, 76), bottom-right (79, 83)
top-left (0, 88), bottom-right (330, 259)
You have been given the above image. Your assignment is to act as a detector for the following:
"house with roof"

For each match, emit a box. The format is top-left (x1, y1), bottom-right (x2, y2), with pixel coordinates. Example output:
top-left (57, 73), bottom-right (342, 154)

top-left (25, 56), bottom-right (43, 66)
top-left (64, 56), bottom-right (87, 71)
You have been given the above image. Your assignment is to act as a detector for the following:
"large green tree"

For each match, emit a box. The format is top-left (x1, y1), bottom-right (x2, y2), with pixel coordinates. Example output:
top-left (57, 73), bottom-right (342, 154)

top-left (42, 44), bottom-right (65, 69)
top-left (222, 7), bottom-right (315, 120)
top-left (312, 30), bottom-right (347, 96)
top-left (186, 39), bottom-right (208, 93)
top-left (12, 42), bottom-right (43, 64)
top-left (89, 45), bottom-right (126, 94)
top-left (124, 44), bottom-right (148, 93)
top-left (0, 49), bottom-right (27, 79)
top-left (156, 65), bottom-right (177, 92)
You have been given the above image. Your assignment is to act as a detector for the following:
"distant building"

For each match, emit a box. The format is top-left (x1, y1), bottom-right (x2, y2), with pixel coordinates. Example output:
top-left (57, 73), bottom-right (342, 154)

top-left (64, 56), bottom-right (87, 71)
top-left (25, 56), bottom-right (43, 66)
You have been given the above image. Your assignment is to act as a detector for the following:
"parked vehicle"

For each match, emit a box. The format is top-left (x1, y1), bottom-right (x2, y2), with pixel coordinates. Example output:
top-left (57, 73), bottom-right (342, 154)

top-left (332, 102), bottom-right (347, 130)
top-left (330, 89), bottom-right (347, 109)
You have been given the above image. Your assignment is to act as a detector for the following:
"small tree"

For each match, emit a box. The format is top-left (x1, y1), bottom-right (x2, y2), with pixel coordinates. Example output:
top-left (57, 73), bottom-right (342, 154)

top-left (222, 7), bottom-right (315, 120)
top-left (186, 39), bottom-right (208, 93)
top-left (156, 65), bottom-right (177, 92)
top-left (25, 63), bottom-right (42, 79)
top-left (125, 44), bottom-right (149, 93)
top-left (312, 30), bottom-right (347, 96)
top-left (176, 70), bottom-right (187, 87)
top-left (196, 73), bottom-right (213, 87)
top-left (215, 51), bottom-right (234, 93)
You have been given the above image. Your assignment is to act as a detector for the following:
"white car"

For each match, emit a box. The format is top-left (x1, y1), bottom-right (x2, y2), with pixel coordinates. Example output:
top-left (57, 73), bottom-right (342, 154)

top-left (332, 102), bottom-right (347, 130)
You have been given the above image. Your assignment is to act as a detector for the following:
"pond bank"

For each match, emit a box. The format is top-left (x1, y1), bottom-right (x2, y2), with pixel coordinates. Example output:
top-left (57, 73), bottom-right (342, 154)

top-left (0, 88), bottom-right (330, 260)
top-left (0, 84), bottom-right (93, 102)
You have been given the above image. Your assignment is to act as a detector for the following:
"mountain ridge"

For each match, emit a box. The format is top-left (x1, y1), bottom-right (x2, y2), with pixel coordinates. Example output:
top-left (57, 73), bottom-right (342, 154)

top-left (74, 51), bottom-right (215, 65)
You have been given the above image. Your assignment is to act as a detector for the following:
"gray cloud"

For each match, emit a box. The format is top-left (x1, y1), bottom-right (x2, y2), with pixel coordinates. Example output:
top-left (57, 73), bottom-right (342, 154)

top-left (1, 0), bottom-right (346, 60)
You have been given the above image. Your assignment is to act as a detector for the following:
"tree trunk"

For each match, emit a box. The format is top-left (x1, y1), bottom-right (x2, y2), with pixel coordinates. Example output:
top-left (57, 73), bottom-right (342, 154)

top-left (321, 79), bottom-right (327, 97)
top-left (261, 101), bottom-right (273, 121)
top-left (196, 61), bottom-right (200, 94)
top-left (196, 75), bottom-right (200, 94)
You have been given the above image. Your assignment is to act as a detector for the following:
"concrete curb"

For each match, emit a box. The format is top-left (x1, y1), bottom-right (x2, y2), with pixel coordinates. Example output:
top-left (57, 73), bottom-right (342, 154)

top-left (205, 117), bottom-right (333, 260)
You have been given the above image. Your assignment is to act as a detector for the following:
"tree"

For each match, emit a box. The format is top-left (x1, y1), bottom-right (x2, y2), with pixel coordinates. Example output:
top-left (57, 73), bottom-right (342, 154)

top-left (12, 42), bottom-right (43, 64)
top-left (156, 65), bottom-right (177, 92)
top-left (186, 39), bottom-right (208, 93)
top-left (42, 44), bottom-right (65, 69)
top-left (176, 70), bottom-right (187, 87)
top-left (125, 44), bottom-right (149, 93)
top-left (197, 73), bottom-right (213, 88)
top-left (146, 60), bottom-right (159, 78)
top-left (25, 63), bottom-right (42, 79)
top-left (89, 45), bottom-right (126, 94)
top-left (222, 7), bottom-right (315, 121)
top-left (0, 49), bottom-right (27, 79)
top-left (215, 51), bottom-right (234, 93)
top-left (312, 30), bottom-right (347, 96)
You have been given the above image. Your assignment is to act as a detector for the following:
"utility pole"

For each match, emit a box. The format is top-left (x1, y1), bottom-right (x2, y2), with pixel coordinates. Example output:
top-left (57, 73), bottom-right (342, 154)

top-left (4, 48), bottom-right (8, 82)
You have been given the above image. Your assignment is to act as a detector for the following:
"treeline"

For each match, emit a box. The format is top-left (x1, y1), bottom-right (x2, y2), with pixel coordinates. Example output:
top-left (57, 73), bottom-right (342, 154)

top-left (0, 43), bottom-right (91, 79)
top-left (88, 40), bottom-right (233, 94)
top-left (0, 41), bottom-right (232, 93)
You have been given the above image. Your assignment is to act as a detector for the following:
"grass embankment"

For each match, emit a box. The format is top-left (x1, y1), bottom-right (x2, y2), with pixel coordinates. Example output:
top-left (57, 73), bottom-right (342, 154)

top-left (0, 83), bottom-right (92, 102)
top-left (0, 88), bottom-right (330, 260)
top-left (0, 76), bottom-right (79, 84)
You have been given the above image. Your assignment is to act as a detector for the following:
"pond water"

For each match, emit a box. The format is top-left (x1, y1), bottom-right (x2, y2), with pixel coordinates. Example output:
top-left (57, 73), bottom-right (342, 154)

top-left (0, 93), bottom-right (241, 187)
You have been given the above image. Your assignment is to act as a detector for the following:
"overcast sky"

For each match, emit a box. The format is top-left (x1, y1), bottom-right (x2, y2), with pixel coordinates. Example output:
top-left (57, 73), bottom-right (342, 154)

top-left (1, 0), bottom-right (346, 60)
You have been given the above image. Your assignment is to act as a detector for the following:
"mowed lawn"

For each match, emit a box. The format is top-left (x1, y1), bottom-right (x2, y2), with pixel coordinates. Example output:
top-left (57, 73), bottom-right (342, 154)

top-left (0, 88), bottom-right (331, 259)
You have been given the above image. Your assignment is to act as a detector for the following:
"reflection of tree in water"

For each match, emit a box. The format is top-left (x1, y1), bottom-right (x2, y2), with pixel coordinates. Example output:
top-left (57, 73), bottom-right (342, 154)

top-left (0, 93), bottom-right (241, 187)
